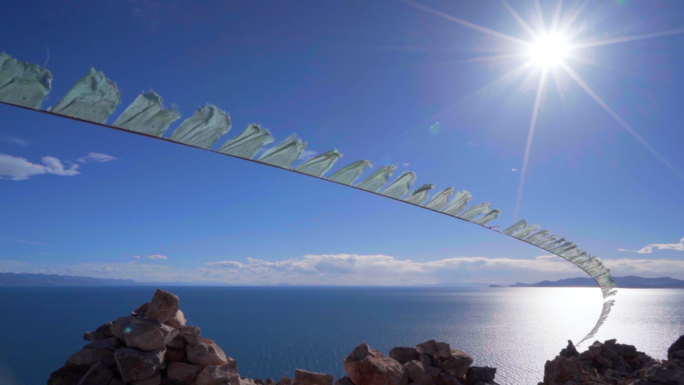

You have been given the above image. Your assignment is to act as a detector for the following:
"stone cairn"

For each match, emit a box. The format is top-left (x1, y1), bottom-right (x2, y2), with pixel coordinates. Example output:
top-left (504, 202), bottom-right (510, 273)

top-left (47, 289), bottom-right (496, 385)
top-left (540, 336), bottom-right (684, 385)
top-left (47, 289), bottom-right (684, 385)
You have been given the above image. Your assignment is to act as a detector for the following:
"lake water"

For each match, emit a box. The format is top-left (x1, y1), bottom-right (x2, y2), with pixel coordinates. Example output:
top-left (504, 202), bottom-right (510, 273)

top-left (0, 287), bottom-right (682, 385)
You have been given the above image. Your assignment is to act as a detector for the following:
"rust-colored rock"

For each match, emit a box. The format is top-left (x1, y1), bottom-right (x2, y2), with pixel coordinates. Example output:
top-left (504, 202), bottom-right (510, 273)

top-left (196, 359), bottom-right (240, 385)
top-left (294, 368), bottom-right (334, 385)
top-left (168, 362), bottom-right (203, 385)
top-left (343, 343), bottom-right (407, 385)
top-left (145, 289), bottom-right (180, 323)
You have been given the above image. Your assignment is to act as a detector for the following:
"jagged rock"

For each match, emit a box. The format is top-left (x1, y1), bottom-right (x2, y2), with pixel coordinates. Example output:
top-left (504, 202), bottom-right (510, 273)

top-left (343, 343), bottom-right (407, 385)
top-left (668, 335), bottom-right (684, 361)
top-left (165, 309), bottom-right (187, 328)
top-left (114, 347), bottom-right (165, 383)
top-left (180, 326), bottom-right (202, 344)
top-left (389, 347), bottom-right (420, 365)
top-left (83, 321), bottom-right (114, 342)
top-left (402, 360), bottom-right (430, 383)
top-left (441, 350), bottom-right (473, 379)
top-left (333, 377), bottom-right (354, 385)
top-left (167, 333), bottom-right (187, 349)
top-left (419, 354), bottom-right (439, 369)
top-left (146, 289), bottom-right (180, 323)
top-left (559, 341), bottom-right (579, 359)
top-left (416, 340), bottom-right (451, 360)
top-left (134, 303), bottom-right (150, 317)
top-left (125, 317), bottom-right (179, 351)
top-left (66, 337), bottom-right (119, 367)
top-left (167, 362), bottom-right (203, 385)
top-left (645, 361), bottom-right (684, 385)
top-left (294, 369), bottom-right (334, 385)
top-left (187, 337), bottom-right (229, 366)
top-left (241, 378), bottom-right (259, 385)
top-left (588, 342), bottom-right (602, 358)
top-left (595, 354), bottom-right (613, 368)
top-left (196, 360), bottom-right (240, 385)
top-left (47, 364), bottom-right (90, 385)
top-left (78, 362), bottom-right (114, 385)
top-left (434, 372), bottom-right (460, 385)
top-left (465, 367), bottom-right (495, 385)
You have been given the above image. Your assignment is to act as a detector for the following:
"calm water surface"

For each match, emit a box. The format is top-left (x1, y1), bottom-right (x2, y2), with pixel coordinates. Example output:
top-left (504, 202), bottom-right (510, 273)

top-left (0, 287), bottom-right (681, 385)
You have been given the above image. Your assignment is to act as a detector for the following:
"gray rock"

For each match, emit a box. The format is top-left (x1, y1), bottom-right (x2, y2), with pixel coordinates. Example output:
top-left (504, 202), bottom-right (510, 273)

top-left (114, 347), bottom-right (165, 383)
top-left (441, 350), bottom-right (473, 379)
top-left (559, 341), bottom-right (579, 359)
top-left (83, 322), bottom-right (114, 342)
top-left (668, 335), bottom-right (684, 361)
top-left (294, 369), bottom-right (334, 385)
top-left (146, 289), bottom-right (180, 323)
top-left (276, 377), bottom-right (294, 385)
top-left (419, 354), bottom-right (439, 369)
top-left (402, 360), bottom-right (428, 383)
top-left (433, 372), bottom-right (459, 385)
top-left (167, 362), bottom-right (203, 385)
top-left (125, 317), bottom-right (179, 351)
top-left (167, 334), bottom-right (187, 349)
top-left (645, 361), bottom-right (684, 385)
top-left (67, 337), bottom-right (119, 367)
top-left (600, 345), bottom-right (619, 361)
top-left (415, 340), bottom-right (451, 360)
top-left (343, 343), bottom-right (408, 385)
top-left (465, 367), bottom-right (495, 385)
top-left (196, 359), bottom-right (240, 385)
top-left (77, 362), bottom-right (113, 385)
top-left (389, 347), bottom-right (420, 365)
top-left (111, 316), bottom-right (134, 341)
top-left (187, 337), bottom-right (229, 366)
top-left (588, 341), bottom-right (602, 358)
top-left (133, 303), bottom-right (150, 317)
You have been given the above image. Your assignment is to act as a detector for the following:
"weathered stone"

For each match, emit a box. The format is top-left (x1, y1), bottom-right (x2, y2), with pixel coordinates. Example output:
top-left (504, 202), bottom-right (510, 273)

top-left (114, 347), bottom-right (165, 383)
top-left (165, 309), bottom-right (187, 328)
top-left (645, 361), bottom-right (684, 385)
top-left (595, 354), bottom-right (613, 369)
top-left (465, 367), bottom-right (495, 385)
top-left (67, 337), bottom-right (119, 367)
top-left (441, 350), bottom-right (473, 379)
top-left (133, 372), bottom-right (161, 385)
top-left (165, 348), bottom-right (187, 363)
top-left (196, 360), bottom-right (240, 385)
top-left (112, 316), bottom-right (134, 341)
top-left (559, 341), bottom-right (579, 359)
top-left (77, 362), bottom-right (113, 385)
top-left (668, 335), bottom-right (684, 361)
top-left (621, 344), bottom-right (638, 358)
top-left (419, 354), bottom-right (439, 369)
top-left (125, 316), bottom-right (179, 351)
top-left (415, 340), bottom-right (451, 360)
top-left (389, 347), bottom-right (420, 365)
top-left (294, 369), bottom-right (334, 385)
top-left (83, 322), bottom-right (115, 342)
top-left (146, 289), bottom-right (180, 322)
top-left (542, 356), bottom-right (595, 385)
top-left (47, 365), bottom-right (90, 385)
top-left (601, 345), bottom-right (619, 361)
top-left (433, 372), bottom-right (459, 385)
top-left (577, 351), bottom-right (593, 361)
top-left (333, 377), bottom-right (354, 385)
top-left (187, 337), bottom-right (229, 366)
top-left (343, 343), bottom-right (408, 385)
top-left (167, 362), bottom-right (203, 385)
top-left (167, 334), bottom-right (187, 349)
top-left (588, 342), bottom-right (602, 358)
top-left (134, 302), bottom-right (150, 317)
top-left (241, 378), bottom-right (258, 385)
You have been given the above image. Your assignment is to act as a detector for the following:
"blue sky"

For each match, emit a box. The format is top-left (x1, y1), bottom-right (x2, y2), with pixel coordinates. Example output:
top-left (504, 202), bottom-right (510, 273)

top-left (1, 0), bottom-right (683, 285)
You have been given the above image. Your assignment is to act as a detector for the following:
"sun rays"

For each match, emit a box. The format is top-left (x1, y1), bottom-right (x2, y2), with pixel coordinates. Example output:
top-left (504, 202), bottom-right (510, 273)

top-left (401, 0), bottom-right (684, 220)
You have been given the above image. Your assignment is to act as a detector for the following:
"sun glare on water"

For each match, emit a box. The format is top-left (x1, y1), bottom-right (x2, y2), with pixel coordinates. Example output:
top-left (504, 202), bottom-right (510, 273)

top-left (529, 34), bottom-right (568, 67)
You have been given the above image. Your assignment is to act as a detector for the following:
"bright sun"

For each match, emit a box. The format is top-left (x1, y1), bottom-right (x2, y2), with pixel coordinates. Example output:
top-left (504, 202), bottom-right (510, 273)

top-left (529, 34), bottom-right (569, 67)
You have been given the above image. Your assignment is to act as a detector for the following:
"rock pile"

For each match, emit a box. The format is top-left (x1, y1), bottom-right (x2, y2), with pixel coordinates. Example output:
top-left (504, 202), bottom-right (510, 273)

top-left (47, 289), bottom-right (495, 385)
top-left (541, 337), bottom-right (684, 385)
top-left (48, 289), bottom-right (239, 385)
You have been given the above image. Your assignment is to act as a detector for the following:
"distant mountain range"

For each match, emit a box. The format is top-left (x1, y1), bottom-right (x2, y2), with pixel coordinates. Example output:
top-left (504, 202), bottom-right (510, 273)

top-left (0, 272), bottom-right (142, 286)
top-left (490, 276), bottom-right (684, 289)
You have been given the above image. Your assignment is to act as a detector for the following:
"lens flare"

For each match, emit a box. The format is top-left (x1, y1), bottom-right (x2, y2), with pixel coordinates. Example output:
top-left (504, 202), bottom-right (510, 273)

top-left (529, 34), bottom-right (568, 67)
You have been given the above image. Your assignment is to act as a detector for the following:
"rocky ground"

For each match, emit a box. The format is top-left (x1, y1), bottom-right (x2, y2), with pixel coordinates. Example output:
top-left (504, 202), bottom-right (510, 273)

top-left (47, 289), bottom-right (683, 385)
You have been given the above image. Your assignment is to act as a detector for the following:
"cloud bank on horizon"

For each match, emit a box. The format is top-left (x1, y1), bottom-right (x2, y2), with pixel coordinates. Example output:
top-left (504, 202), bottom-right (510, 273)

top-left (2, 253), bottom-right (684, 285)
top-left (618, 236), bottom-right (684, 254)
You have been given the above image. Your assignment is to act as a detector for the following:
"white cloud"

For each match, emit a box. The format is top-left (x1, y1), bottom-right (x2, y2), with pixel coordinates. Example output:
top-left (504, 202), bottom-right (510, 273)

top-left (618, 236), bottom-right (684, 254)
top-left (1, 135), bottom-right (28, 145)
top-left (77, 152), bottom-right (117, 163)
top-left (146, 255), bottom-right (168, 260)
top-left (133, 255), bottom-right (141, 259)
top-left (511, 168), bottom-right (518, 172)
top-left (91, 266), bottom-right (121, 273)
top-left (0, 153), bottom-right (79, 180)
